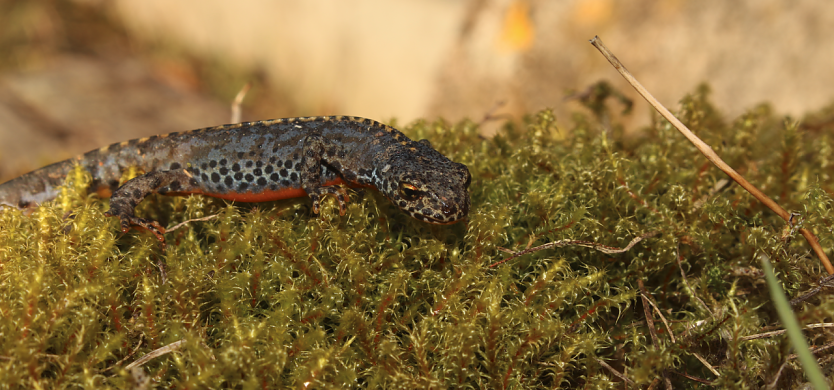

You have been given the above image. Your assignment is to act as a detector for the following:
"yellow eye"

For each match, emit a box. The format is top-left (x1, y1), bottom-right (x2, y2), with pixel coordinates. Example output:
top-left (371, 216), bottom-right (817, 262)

top-left (398, 182), bottom-right (423, 201)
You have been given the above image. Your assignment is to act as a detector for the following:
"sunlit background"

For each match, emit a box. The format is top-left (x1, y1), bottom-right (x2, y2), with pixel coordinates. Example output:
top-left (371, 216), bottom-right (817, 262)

top-left (1, 0), bottom-right (832, 178)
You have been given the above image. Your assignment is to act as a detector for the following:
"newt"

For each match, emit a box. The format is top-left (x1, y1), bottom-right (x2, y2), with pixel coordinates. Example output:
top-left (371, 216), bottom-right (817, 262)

top-left (0, 116), bottom-right (471, 241)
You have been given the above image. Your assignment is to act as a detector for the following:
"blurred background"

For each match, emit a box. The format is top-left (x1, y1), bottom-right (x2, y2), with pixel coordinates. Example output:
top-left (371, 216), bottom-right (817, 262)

top-left (1, 0), bottom-right (833, 179)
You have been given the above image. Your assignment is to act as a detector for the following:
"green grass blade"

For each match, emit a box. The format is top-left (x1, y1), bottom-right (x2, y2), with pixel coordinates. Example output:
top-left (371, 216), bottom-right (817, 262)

top-left (761, 253), bottom-right (829, 389)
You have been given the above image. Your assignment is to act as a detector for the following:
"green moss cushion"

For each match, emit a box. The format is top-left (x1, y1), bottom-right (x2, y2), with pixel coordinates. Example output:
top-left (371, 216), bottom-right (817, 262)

top-left (2, 88), bottom-right (833, 388)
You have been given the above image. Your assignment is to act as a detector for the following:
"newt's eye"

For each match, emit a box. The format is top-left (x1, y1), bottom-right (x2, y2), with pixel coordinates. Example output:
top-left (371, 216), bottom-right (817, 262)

top-left (464, 171), bottom-right (471, 188)
top-left (398, 182), bottom-right (423, 201)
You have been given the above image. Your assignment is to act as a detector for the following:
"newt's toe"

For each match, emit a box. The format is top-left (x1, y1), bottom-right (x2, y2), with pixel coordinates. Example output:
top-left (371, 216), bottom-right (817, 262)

top-left (105, 211), bottom-right (167, 246)
top-left (308, 185), bottom-right (349, 216)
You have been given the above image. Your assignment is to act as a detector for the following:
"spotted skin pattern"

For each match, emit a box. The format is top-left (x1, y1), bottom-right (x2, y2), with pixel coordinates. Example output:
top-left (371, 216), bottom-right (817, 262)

top-left (0, 116), bottom-right (471, 241)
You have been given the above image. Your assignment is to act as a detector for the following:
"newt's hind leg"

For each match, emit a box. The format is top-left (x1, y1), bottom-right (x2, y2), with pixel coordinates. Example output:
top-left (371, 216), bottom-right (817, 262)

top-left (105, 170), bottom-right (197, 242)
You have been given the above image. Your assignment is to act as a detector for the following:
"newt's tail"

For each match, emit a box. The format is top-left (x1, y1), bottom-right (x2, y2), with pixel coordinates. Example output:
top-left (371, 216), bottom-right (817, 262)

top-left (0, 159), bottom-right (76, 209)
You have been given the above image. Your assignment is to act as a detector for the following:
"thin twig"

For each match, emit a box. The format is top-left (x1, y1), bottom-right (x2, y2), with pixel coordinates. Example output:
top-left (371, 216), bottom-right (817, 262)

top-left (478, 100), bottom-right (511, 125)
top-left (692, 353), bottom-right (720, 378)
top-left (492, 231), bottom-right (658, 268)
top-left (643, 288), bottom-right (722, 383)
top-left (124, 339), bottom-right (187, 370)
top-left (166, 214), bottom-right (219, 233)
top-left (102, 334), bottom-right (144, 373)
top-left (589, 36), bottom-right (833, 275)
top-left (638, 280), bottom-right (672, 389)
top-left (765, 361), bottom-right (789, 390)
top-left (786, 340), bottom-right (834, 361)
top-left (595, 358), bottom-right (635, 385)
top-left (741, 323), bottom-right (834, 341)
top-left (231, 82), bottom-right (252, 124)
top-left (640, 291), bottom-right (676, 343)
top-left (790, 274), bottom-right (834, 306)
top-left (669, 370), bottom-right (714, 385)
top-left (639, 280), bottom-right (660, 347)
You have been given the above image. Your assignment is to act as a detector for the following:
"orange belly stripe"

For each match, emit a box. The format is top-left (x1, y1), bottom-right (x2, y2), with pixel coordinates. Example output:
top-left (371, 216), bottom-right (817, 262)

top-left (169, 178), bottom-right (372, 203)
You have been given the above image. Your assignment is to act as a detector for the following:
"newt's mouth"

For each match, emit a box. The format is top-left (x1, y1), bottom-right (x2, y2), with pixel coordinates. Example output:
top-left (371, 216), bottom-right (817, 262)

top-left (414, 197), bottom-right (470, 224)
top-left (414, 211), bottom-right (467, 225)
top-left (382, 187), bottom-right (470, 224)
top-left (424, 218), bottom-right (465, 225)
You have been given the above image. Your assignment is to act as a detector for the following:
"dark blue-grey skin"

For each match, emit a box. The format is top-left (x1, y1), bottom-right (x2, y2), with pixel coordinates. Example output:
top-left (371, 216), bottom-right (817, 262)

top-left (0, 116), bottom-right (471, 241)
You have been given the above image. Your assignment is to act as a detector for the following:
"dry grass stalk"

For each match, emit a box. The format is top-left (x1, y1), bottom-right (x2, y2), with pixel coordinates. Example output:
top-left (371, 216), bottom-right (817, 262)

top-left (589, 36), bottom-right (833, 275)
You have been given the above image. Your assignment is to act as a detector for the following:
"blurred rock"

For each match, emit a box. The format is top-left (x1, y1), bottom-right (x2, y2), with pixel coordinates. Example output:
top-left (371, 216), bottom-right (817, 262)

top-left (0, 55), bottom-right (229, 179)
top-left (112, 0), bottom-right (834, 134)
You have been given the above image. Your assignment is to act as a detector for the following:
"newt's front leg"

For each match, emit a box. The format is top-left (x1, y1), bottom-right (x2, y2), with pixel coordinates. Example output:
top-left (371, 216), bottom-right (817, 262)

top-left (105, 170), bottom-right (197, 242)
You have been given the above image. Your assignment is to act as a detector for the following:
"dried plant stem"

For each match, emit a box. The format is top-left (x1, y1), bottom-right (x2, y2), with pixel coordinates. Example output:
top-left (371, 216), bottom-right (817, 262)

top-left (166, 214), bottom-right (219, 233)
top-left (692, 353), bottom-right (720, 378)
top-left (641, 286), bottom-right (722, 382)
top-left (638, 280), bottom-right (672, 390)
top-left (787, 340), bottom-right (834, 361)
top-left (595, 358), bottom-right (635, 385)
top-left (125, 339), bottom-right (186, 370)
top-left (765, 361), bottom-right (789, 390)
top-left (741, 322), bottom-right (834, 341)
top-left (231, 82), bottom-right (252, 124)
top-left (589, 36), bottom-right (833, 275)
top-left (640, 291), bottom-right (676, 343)
top-left (102, 335), bottom-right (144, 373)
top-left (790, 273), bottom-right (834, 306)
top-left (493, 231), bottom-right (658, 268)
top-left (669, 370), bottom-right (714, 385)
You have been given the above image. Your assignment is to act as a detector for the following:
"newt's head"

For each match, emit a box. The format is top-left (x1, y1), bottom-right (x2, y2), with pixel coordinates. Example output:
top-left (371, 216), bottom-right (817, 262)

top-left (374, 139), bottom-right (471, 224)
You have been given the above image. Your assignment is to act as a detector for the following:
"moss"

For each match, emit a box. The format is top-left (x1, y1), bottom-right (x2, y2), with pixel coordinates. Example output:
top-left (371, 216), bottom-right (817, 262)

top-left (1, 86), bottom-right (834, 388)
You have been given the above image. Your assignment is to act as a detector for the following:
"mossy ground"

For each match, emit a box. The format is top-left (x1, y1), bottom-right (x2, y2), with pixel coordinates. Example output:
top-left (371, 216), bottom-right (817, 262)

top-left (1, 86), bottom-right (834, 388)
